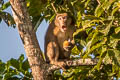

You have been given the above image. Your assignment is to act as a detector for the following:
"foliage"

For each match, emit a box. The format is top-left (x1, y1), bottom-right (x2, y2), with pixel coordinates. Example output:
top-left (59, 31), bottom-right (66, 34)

top-left (0, 0), bottom-right (15, 28)
top-left (0, 54), bottom-right (32, 80)
top-left (1, 0), bottom-right (120, 80)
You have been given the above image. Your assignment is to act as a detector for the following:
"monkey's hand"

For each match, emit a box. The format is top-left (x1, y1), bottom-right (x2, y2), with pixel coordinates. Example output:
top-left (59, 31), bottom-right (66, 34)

top-left (63, 40), bottom-right (74, 51)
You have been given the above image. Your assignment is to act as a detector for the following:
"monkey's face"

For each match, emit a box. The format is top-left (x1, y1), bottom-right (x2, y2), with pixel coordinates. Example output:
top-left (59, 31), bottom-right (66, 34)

top-left (55, 13), bottom-right (72, 32)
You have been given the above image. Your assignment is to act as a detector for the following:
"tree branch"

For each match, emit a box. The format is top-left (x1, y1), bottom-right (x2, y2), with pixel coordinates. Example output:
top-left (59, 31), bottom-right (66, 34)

top-left (47, 58), bottom-right (99, 72)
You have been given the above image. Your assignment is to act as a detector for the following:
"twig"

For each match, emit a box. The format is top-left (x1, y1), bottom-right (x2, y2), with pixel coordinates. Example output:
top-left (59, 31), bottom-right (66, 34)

top-left (97, 0), bottom-right (101, 5)
top-left (51, 3), bottom-right (57, 14)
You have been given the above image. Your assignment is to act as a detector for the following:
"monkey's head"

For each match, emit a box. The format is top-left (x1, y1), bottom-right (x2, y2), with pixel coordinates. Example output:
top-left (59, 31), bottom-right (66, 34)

top-left (55, 13), bottom-right (72, 32)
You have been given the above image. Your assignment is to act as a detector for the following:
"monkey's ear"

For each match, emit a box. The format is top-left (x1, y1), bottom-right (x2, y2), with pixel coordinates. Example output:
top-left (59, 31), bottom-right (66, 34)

top-left (67, 12), bottom-right (76, 25)
top-left (67, 17), bottom-right (72, 26)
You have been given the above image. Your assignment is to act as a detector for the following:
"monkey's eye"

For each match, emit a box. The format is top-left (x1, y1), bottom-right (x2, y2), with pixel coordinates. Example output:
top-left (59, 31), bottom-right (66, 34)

top-left (63, 16), bottom-right (67, 20)
top-left (58, 17), bottom-right (62, 20)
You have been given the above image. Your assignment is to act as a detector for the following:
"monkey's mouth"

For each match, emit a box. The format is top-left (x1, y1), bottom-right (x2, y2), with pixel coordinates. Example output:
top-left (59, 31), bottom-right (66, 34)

top-left (62, 26), bottom-right (67, 31)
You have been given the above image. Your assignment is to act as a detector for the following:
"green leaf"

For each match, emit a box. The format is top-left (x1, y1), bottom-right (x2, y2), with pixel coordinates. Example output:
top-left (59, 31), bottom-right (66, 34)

top-left (0, 75), bottom-right (3, 80)
top-left (0, 12), bottom-right (15, 28)
top-left (73, 28), bottom-right (84, 37)
top-left (95, 5), bottom-right (104, 17)
top-left (49, 14), bottom-right (56, 23)
top-left (4, 72), bottom-right (20, 80)
top-left (0, 60), bottom-right (5, 74)
top-left (113, 49), bottom-right (120, 65)
top-left (0, 2), bottom-right (10, 11)
top-left (34, 16), bottom-right (44, 31)
top-left (5, 61), bottom-right (11, 72)
top-left (18, 54), bottom-right (24, 62)
top-left (100, 20), bottom-right (113, 36)
top-left (111, 7), bottom-right (119, 16)
top-left (107, 49), bottom-right (120, 65)
top-left (89, 41), bottom-right (104, 54)
top-left (95, 1), bottom-right (115, 17)
top-left (108, 37), bottom-right (119, 49)
top-left (8, 58), bottom-right (19, 70)
top-left (83, 30), bottom-right (99, 58)
top-left (111, 32), bottom-right (120, 39)
top-left (92, 47), bottom-right (107, 71)
top-left (55, 0), bottom-right (63, 5)
top-left (18, 54), bottom-right (25, 71)
top-left (27, 0), bottom-right (46, 17)
top-left (22, 59), bottom-right (30, 71)
top-left (71, 46), bottom-right (81, 55)
top-left (82, 19), bottom-right (103, 29)
top-left (115, 27), bottom-right (120, 34)
top-left (76, 11), bottom-right (81, 27)
top-left (84, 0), bottom-right (90, 8)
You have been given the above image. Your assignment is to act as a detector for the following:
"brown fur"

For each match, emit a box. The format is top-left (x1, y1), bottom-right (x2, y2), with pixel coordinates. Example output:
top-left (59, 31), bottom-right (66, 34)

top-left (44, 13), bottom-right (75, 68)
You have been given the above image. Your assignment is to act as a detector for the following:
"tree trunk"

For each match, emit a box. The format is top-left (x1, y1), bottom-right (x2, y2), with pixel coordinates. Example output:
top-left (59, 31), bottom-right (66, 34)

top-left (9, 0), bottom-right (47, 80)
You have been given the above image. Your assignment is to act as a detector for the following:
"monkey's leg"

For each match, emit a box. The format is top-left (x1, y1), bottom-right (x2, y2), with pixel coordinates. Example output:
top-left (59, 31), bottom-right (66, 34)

top-left (47, 42), bottom-right (66, 68)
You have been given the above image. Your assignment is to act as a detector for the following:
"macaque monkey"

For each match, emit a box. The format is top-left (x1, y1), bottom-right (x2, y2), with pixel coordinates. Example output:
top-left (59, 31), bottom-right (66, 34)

top-left (44, 13), bottom-right (75, 68)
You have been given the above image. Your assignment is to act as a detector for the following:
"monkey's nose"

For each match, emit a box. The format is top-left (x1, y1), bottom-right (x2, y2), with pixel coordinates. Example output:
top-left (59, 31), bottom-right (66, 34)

top-left (62, 23), bottom-right (66, 26)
